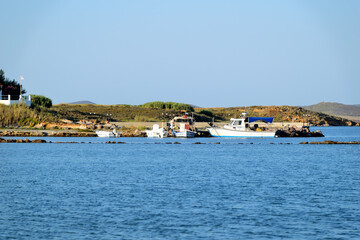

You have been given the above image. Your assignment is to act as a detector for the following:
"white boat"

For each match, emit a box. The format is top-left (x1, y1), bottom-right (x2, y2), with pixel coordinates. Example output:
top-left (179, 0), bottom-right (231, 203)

top-left (96, 129), bottom-right (121, 138)
top-left (171, 115), bottom-right (197, 138)
top-left (207, 113), bottom-right (276, 138)
top-left (146, 124), bottom-right (169, 138)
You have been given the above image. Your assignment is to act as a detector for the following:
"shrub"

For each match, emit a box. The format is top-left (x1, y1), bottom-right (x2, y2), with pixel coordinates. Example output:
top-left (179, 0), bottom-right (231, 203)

top-left (140, 101), bottom-right (194, 112)
top-left (31, 95), bottom-right (52, 108)
top-left (198, 110), bottom-right (213, 117)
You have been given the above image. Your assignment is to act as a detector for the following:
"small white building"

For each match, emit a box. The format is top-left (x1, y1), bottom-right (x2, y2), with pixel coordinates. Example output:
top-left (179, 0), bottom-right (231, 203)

top-left (0, 85), bottom-right (31, 107)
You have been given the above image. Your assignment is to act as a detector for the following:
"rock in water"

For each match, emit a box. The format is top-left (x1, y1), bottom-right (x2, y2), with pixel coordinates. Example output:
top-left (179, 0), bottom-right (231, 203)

top-left (276, 127), bottom-right (324, 137)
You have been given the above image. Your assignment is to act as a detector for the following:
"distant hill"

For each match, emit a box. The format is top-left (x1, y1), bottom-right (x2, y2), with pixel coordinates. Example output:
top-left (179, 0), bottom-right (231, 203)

top-left (304, 102), bottom-right (360, 117)
top-left (68, 100), bottom-right (95, 105)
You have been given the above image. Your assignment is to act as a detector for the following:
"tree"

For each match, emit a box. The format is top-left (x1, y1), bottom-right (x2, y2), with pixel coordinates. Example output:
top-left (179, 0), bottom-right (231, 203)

top-left (31, 95), bottom-right (52, 108)
top-left (0, 69), bottom-right (26, 99)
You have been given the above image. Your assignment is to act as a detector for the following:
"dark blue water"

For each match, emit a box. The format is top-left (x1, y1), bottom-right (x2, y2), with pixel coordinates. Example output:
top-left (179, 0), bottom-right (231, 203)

top-left (1, 127), bottom-right (359, 239)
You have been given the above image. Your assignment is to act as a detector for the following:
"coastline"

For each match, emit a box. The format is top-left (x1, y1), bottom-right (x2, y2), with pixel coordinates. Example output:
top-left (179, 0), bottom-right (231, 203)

top-left (1, 121), bottom-right (312, 138)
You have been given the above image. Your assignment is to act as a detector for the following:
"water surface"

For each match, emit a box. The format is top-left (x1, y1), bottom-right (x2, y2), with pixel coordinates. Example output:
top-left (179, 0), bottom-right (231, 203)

top-left (1, 127), bottom-right (359, 239)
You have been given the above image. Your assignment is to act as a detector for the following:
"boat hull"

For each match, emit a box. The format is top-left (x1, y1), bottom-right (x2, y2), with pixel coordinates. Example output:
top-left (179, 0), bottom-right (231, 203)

top-left (96, 131), bottom-right (120, 138)
top-left (173, 130), bottom-right (197, 138)
top-left (207, 127), bottom-right (275, 138)
top-left (146, 130), bottom-right (169, 138)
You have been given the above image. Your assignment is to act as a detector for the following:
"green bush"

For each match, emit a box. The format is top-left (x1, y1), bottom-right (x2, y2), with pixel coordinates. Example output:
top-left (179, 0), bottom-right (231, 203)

top-left (31, 95), bottom-right (52, 108)
top-left (198, 110), bottom-right (213, 117)
top-left (140, 101), bottom-right (194, 112)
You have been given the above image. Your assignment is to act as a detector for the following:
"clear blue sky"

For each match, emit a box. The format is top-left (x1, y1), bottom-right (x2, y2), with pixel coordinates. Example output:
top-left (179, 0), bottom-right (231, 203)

top-left (1, 0), bottom-right (359, 107)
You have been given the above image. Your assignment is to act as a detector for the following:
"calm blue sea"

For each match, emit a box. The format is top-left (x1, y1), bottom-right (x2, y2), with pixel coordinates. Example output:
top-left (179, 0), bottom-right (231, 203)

top-left (1, 127), bottom-right (359, 239)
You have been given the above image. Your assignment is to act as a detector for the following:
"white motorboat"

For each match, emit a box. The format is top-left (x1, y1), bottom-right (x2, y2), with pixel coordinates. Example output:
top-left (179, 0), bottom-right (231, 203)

top-left (207, 113), bottom-right (276, 138)
top-left (96, 129), bottom-right (121, 138)
top-left (171, 115), bottom-right (197, 138)
top-left (146, 124), bottom-right (169, 138)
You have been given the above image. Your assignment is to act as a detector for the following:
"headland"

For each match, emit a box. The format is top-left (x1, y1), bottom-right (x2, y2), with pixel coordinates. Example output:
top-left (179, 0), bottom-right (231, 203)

top-left (0, 102), bottom-right (358, 138)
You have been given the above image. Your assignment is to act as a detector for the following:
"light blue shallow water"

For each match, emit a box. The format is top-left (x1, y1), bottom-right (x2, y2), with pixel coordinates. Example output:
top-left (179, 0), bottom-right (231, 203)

top-left (1, 127), bottom-right (359, 239)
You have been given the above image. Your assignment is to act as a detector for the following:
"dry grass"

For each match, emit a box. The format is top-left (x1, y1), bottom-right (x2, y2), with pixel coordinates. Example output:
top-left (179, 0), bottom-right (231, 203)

top-left (0, 104), bottom-right (56, 127)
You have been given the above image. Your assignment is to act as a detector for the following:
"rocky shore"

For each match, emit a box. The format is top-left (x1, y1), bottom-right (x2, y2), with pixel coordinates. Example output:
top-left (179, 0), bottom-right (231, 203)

top-left (0, 115), bottom-right (328, 138)
top-left (0, 130), bottom-right (97, 137)
top-left (0, 128), bottom-right (324, 138)
top-left (0, 123), bottom-right (326, 138)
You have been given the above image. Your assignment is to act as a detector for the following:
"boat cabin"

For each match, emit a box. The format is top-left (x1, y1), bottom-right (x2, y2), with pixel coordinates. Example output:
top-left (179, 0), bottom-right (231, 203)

top-left (224, 114), bottom-right (273, 131)
top-left (170, 115), bottom-right (195, 131)
top-left (171, 115), bottom-right (194, 125)
top-left (224, 118), bottom-right (247, 131)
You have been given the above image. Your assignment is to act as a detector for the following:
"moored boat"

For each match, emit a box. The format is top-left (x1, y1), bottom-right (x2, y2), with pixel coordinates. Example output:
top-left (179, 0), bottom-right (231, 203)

top-left (96, 129), bottom-right (121, 138)
top-left (146, 124), bottom-right (169, 138)
top-left (207, 113), bottom-right (276, 138)
top-left (171, 115), bottom-right (197, 138)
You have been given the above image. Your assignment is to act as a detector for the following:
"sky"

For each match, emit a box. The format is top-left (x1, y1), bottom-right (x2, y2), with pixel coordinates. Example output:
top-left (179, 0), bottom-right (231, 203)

top-left (1, 0), bottom-right (359, 107)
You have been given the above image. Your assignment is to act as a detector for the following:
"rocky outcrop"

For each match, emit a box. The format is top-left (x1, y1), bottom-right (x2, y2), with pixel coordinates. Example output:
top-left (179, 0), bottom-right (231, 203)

top-left (120, 130), bottom-right (146, 137)
top-left (300, 140), bottom-right (360, 144)
top-left (275, 126), bottom-right (324, 137)
top-left (0, 138), bottom-right (47, 143)
top-left (196, 130), bottom-right (211, 137)
top-left (34, 122), bottom-right (94, 130)
top-left (105, 141), bottom-right (126, 144)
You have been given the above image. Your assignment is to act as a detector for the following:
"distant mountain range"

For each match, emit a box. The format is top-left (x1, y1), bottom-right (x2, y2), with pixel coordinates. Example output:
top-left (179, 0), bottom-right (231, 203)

top-left (304, 102), bottom-right (360, 117)
top-left (68, 100), bottom-right (95, 105)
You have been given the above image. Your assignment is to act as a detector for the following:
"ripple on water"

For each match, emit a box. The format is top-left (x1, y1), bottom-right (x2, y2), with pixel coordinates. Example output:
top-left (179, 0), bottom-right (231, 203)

top-left (0, 127), bottom-right (360, 239)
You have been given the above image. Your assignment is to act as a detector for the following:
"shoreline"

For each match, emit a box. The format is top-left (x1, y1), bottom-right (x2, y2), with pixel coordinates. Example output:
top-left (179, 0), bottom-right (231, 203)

top-left (0, 121), bottom-right (306, 137)
top-left (0, 121), bottom-right (346, 138)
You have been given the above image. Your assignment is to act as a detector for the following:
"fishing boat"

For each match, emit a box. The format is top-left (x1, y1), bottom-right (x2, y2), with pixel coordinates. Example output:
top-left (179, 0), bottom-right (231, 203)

top-left (146, 124), bottom-right (169, 138)
top-left (96, 129), bottom-right (121, 138)
top-left (207, 113), bottom-right (276, 137)
top-left (171, 115), bottom-right (197, 138)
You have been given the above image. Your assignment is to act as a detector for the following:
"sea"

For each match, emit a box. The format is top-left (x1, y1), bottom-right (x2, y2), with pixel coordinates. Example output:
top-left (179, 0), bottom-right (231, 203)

top-left (1, 127), bottom-right (359, 239)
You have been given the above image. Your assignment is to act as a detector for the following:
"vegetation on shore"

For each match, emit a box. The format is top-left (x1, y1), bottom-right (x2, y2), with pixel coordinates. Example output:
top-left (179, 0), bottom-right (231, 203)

top-left (51, 104), bottom-right (183, 122)
top-left (31, 95), bottom-right (53, 108)
top-left (198, 105), bottom-right (357, 126)
top-left (1, 102), bottom-right (358, 127)
top-left (139, 101), bottom-right (194, 111)
top-left (0, 104), bottom-right (56, 127)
